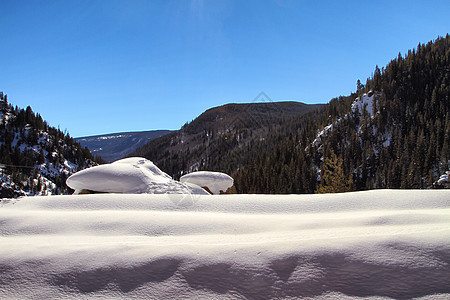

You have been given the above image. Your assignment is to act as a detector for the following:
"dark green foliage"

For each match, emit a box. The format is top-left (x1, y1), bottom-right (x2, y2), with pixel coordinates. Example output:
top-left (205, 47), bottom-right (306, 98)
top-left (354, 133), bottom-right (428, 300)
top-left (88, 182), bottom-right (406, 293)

top-left (131, 102), bottom-right (324, 180)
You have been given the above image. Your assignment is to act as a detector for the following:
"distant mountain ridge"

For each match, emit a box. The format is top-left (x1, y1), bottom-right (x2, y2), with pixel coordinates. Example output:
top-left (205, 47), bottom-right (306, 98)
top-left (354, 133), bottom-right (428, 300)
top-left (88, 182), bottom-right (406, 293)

top-left (184, 101), bottom-right (322, 133)
top-left (76, 130), bottom-right (172, 162)
top-left (131, 101), bottom-right (325, 178)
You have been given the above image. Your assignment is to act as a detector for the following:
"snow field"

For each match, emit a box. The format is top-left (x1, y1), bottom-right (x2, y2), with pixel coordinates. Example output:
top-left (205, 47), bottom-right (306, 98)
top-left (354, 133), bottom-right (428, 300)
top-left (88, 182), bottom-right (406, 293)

top-left (0, 189), bottom-right (449, 299)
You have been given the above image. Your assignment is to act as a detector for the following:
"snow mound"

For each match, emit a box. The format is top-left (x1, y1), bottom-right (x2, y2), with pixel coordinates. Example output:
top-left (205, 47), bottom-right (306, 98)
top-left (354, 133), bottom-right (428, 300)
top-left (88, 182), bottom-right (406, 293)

top-left (352, 91), bottom-right (376, 117)
top-left (66, 157), bottom-right (209, 195)
top-left (0, 190), bottom-right (449, 299)
top-left (180, 171), bottom-right (234, 194)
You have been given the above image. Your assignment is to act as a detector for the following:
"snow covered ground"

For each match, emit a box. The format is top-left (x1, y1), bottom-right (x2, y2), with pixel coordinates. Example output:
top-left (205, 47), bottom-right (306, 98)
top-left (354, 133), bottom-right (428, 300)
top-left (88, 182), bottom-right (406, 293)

top-left (0, 190), bottom-right (449, 299)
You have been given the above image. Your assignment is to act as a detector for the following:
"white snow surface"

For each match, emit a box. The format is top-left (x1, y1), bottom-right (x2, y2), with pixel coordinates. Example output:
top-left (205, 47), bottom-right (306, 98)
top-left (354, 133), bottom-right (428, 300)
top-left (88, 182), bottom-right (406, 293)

top-left (352, 91), bottom-right (376, 117)
top-left (0, 189), bottom-right (449, 299)
top-left (66, 157), bottom-right (209, 195)
top-left (180, 171), bottom-right (234, 194)
top-left (437, 171), bottom-right (449, 185)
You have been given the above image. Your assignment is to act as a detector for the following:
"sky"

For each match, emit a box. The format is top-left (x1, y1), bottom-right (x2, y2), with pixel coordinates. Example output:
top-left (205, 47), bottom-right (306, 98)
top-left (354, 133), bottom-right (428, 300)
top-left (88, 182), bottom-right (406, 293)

top-left (1, 0), bottom-right (449, 137)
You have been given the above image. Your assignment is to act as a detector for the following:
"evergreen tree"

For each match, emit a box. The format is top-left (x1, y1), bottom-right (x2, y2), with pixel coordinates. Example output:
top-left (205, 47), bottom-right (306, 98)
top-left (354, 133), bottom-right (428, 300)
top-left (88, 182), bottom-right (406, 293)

top-left (316, 151), bottom-right (353, 193)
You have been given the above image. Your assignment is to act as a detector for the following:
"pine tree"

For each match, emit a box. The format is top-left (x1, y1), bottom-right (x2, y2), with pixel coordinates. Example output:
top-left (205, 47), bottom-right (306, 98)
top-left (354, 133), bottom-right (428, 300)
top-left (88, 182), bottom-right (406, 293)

top-left (316, 151), bottom-right (353, 193)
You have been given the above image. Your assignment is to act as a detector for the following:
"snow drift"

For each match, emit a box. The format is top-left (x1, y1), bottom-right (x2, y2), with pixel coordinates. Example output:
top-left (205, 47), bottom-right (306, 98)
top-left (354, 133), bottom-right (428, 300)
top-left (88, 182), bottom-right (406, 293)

top-left (66, 157), bottom-right (209, 195)
top-left (0, 190), bottom-right (449, 299)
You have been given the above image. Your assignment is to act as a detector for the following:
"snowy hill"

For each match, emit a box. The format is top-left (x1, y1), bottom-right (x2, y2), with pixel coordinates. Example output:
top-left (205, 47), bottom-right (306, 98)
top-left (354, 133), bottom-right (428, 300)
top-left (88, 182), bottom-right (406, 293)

top-left (0, 190), bottom-right (449, 298)
top-left (76, 130), bottom-right (172, 162)
top-left (0, 93), bottom-right (102, 197)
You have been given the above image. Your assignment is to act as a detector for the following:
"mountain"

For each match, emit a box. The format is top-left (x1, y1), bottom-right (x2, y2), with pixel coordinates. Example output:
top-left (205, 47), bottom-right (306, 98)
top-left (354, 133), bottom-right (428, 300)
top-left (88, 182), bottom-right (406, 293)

top-left (133, 36), bottom-right (449, 193)
top-left (0, 94), bottom-right (103, 198)
top-left (3, 36), bottom-right (448, 196)
top-left (234, 35), bottom-right (450, 193)
top-left (131, 101), bottom-right (325, 178)
top-left (76, 130), bottom-right (172, 163)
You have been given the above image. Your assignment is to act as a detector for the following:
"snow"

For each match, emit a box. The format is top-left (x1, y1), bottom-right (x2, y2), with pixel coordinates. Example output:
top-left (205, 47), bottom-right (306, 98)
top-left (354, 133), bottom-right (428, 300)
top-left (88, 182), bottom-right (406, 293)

top-left (352, 91), bottom-right (376, 117)
top-left (180, 171), bottom-right (234, 194)
top-left (310, 91), bottom-right (392, 155)
top-left (78, 134), bottom-right (130, 141)
top-left (312, 122), bottom-right (337, 147)
top-left (437, 171), bottom-right (449, 186)
top-left (66, 157), bottom-right (209, 195)
top-left (0, 189), bottom-right (449, 299)
top-left (0, 125), bottom-right (92, 196)
top-left (0, 173), bottom-right (26, 197)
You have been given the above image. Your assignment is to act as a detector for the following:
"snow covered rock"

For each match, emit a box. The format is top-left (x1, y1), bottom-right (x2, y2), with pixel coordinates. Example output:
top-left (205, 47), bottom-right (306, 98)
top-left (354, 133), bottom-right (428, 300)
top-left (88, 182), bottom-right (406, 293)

top-left (351, 90), bottom-right (376, 117)
top-left (66, 157), bottom-right (209, 195)
top-left (435, 170), bottom-right (449, 188)
top-left (180, 171), bottom-right (234, 194)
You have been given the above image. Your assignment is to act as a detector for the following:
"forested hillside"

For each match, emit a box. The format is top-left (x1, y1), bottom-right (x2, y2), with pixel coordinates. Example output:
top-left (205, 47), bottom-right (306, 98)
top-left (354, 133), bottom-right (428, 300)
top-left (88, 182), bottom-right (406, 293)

top-left (0, 94), bottom-right (103, 197)
top-left (234, 35), bottom-right (450, 193)
top-left (132, 101), bottom-right (324, 178)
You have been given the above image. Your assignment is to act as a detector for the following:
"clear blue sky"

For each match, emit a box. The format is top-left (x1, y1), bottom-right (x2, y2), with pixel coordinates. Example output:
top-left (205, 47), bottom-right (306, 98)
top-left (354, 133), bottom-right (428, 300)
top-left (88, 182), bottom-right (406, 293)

top-left (1, 0), bottom-right (449, 137)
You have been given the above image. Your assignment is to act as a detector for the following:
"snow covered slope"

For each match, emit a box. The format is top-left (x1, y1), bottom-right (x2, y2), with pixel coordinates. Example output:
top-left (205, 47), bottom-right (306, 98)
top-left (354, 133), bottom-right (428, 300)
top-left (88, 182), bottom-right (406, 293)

top-left (0, 190), bottom-right (449, 299)
top-left (351, 91), bottom-right (376, 117)
top-left (312, 91), bottom-right (377, 148)
top-left (0, 96), bottom-right (100, 197)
